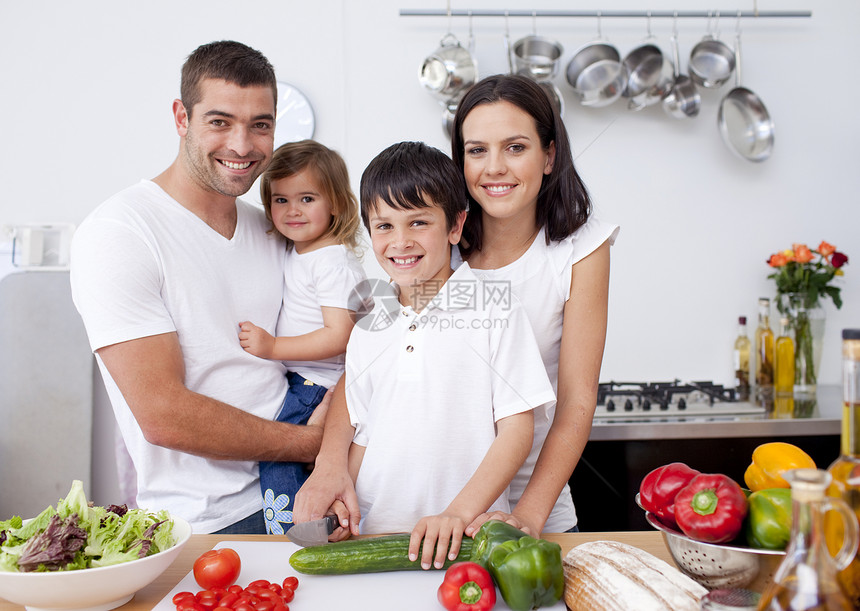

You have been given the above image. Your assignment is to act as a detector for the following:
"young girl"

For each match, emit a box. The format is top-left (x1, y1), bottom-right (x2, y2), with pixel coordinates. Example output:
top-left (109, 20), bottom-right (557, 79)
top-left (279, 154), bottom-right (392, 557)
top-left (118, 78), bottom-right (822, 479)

top-left (238, 139), bottom-right (368, 535)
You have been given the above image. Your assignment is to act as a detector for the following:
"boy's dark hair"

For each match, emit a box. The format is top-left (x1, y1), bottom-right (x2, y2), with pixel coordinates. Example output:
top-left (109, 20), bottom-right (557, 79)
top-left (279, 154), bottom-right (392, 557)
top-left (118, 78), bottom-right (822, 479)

top-left (180, 40), bottom-right (277, 117)
top-left (359, 141), bottom-right (467, 231)
top-left (450, 74), bottom-right (592, 257)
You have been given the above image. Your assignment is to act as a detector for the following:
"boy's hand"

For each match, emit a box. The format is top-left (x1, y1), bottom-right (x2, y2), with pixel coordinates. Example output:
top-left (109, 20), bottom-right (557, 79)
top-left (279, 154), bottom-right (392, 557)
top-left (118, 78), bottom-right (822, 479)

top-left (328, 499), bottom-right (353, 542)
top-left (408, 513), bottom-right (467, 570)
top-left (238, 321), bottom-right (275, 358)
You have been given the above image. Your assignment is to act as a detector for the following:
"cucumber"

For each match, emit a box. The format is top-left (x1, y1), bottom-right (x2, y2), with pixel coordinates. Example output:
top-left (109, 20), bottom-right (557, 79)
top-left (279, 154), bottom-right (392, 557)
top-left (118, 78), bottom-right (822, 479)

top-left (289, 534), bottom-right (474, 574)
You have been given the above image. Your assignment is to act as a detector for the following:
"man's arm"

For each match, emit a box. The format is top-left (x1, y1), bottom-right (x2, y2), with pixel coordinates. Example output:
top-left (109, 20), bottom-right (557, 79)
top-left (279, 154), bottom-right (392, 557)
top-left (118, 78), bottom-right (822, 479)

top-left (98, 331), bottom-right (322, 462)
top-left (293, 376), bottom-right (361, 536)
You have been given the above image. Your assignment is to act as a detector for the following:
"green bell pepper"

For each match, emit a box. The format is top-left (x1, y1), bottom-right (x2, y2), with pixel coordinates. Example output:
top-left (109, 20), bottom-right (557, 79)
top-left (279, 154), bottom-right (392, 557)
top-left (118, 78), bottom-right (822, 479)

top-left (744, 487), bottom-right (792, 550)
top-left (469, 520), bottom-right (564, 611)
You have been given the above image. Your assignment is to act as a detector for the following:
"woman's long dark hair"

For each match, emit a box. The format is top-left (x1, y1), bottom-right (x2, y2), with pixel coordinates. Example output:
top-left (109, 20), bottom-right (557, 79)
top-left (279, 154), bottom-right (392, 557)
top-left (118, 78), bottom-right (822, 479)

top-left (450, 74), bottom-right (591, 257)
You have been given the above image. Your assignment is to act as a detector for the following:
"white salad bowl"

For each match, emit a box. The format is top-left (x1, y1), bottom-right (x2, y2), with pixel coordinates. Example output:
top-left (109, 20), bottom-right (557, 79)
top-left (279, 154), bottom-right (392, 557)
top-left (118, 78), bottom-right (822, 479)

top-left (0, 514), bottom-right (191, 611)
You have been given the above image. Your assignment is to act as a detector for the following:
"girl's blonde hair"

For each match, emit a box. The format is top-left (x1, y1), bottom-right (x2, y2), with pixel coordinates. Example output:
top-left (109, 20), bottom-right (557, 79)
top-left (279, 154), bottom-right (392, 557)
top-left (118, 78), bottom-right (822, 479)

top-left (260, 140), bottom-right (361, 253)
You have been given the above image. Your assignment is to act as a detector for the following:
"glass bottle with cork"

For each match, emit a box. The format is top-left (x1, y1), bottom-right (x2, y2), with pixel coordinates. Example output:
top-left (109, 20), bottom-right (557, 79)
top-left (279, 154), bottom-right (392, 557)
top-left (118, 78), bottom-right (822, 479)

top-left (754, 297), bottom-right (775, 404)
top-left (826, 328), bottom-right (860, 607)
top-left (734, 316), bottom-right (752, 401)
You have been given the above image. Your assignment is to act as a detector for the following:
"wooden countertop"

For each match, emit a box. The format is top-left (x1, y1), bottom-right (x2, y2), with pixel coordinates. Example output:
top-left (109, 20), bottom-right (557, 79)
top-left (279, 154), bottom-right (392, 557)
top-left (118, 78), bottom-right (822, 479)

top-left (0, 531), bottom-right (671, 610)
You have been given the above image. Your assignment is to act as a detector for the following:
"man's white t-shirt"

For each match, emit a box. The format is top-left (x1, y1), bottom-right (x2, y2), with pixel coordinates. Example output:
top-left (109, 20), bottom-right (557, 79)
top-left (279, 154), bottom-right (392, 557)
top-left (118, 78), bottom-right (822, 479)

top-left (453, 216), bottom-right (620, 532)
top-left (70, 179), bottom-right (288, 533)
top-left (275, 245), bottom-right (368, 389)
top-left (345, 263), bottom-right (556, 535)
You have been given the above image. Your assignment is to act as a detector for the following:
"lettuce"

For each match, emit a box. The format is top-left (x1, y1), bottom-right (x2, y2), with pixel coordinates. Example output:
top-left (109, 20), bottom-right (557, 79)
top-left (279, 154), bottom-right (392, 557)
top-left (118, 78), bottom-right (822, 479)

top-left (0, 480), bottom-right (176, 572)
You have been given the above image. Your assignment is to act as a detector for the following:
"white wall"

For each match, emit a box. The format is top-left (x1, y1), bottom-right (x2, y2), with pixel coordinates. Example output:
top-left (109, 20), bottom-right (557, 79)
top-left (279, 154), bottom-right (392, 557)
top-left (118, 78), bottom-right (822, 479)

top-left (2, 0), bottom-right (857, 391)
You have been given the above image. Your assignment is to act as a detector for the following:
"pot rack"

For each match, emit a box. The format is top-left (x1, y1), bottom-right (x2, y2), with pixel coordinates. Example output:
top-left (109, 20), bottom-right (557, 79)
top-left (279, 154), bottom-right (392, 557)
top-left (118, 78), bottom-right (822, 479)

top-left (399, 8), bottom-right (811, 19)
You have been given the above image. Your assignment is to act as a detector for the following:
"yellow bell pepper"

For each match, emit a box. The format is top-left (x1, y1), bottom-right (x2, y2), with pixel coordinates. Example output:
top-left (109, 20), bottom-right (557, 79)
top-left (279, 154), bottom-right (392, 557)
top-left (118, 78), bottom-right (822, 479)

top-left (744, 442), bottom-right (816, 491)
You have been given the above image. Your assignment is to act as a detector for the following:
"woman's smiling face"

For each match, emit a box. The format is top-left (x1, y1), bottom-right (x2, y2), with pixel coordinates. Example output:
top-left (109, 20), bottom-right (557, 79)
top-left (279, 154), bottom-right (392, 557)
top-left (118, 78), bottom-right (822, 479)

top-left (461, 100), bottom-right (555, 225)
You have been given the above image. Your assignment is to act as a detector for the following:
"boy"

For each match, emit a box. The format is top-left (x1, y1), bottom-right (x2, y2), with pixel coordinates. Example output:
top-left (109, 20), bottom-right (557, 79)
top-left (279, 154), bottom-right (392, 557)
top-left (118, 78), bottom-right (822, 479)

top-left (337, 141), bottom-right (555, 570)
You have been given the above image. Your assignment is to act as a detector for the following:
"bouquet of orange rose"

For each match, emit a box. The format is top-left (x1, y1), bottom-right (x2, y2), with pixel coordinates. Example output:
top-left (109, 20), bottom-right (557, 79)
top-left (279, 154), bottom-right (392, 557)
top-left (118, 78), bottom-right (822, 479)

top-left (766, 241), bottom-right (848, 310)
top-left (766, 241), bottom-right (848, 391)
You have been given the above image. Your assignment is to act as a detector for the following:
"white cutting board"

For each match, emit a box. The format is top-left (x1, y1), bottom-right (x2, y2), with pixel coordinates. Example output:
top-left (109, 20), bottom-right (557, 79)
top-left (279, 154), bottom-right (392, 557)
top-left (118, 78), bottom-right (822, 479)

top-left (153, 540), bottom-right (567, 610)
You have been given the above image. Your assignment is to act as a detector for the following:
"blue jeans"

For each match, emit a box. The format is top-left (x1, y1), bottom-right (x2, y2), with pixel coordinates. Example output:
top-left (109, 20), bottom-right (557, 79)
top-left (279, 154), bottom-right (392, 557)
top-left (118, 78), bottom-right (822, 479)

top-left (260, 371), bottom-right (328, 535)
top-left (213, 510), bottom-right (267, 535)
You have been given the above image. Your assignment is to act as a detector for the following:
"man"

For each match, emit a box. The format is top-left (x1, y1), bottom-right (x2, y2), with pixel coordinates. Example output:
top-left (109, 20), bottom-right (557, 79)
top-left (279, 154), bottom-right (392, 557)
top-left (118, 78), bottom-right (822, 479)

top-left (71, 41), bottom-right (324, 534)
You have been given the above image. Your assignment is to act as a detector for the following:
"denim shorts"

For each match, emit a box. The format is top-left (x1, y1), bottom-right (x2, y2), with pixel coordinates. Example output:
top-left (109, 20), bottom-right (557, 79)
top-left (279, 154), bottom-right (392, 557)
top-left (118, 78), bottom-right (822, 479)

top-left (259, 372), bottom-right (328, 534)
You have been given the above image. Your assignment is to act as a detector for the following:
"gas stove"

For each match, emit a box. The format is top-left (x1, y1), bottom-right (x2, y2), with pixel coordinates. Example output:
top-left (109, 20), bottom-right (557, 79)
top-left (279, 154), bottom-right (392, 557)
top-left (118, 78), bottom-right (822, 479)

top-left (593, 380), bottom-right (766, 421)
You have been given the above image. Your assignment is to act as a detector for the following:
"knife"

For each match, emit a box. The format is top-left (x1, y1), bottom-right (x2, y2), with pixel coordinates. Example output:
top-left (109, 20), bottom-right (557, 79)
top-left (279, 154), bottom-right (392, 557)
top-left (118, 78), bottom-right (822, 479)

top-left (288, 514), bottom-right (340, 547)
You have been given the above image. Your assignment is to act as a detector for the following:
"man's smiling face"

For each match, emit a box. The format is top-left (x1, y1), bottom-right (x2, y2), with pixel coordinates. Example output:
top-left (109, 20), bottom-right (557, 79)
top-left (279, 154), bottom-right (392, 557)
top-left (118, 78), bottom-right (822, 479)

top-left (180, 78), bottom-right (275, 198)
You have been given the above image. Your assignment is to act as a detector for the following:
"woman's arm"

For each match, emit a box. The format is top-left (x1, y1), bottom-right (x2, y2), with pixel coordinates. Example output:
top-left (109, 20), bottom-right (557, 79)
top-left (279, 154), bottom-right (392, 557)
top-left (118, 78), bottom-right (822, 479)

top-left (292, 376), bottom-right (362, 537)
top-left (409, 410), bottom-right (534, 569)
top-left (511, 240), bottom-right (611, 534)
top-left (239, 306), bottom-right (355, 361)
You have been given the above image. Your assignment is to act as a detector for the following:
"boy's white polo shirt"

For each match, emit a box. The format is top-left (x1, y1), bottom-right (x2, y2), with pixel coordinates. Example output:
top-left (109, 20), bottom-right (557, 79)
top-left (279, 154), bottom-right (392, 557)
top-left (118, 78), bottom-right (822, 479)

top-left (345, 263), bottom-right (555, 535)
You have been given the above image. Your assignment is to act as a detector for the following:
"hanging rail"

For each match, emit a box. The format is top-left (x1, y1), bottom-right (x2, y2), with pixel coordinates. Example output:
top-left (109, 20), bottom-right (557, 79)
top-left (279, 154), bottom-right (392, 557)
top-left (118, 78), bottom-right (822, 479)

top-left (399, 9), bottom-right (811, 18)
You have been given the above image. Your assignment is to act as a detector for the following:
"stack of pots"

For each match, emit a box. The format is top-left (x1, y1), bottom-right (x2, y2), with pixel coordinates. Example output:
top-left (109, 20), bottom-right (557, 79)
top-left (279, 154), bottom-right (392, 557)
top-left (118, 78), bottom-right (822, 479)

top-left (418, 32), bottom-right (478, 137)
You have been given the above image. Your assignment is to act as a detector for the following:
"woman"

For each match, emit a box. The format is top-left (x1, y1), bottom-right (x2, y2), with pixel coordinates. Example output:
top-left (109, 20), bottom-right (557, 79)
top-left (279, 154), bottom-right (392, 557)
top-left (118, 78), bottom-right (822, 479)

top-left (294, 74), bottom-right (618, 536)
top-left (451, 74), bottom-right (619, 535)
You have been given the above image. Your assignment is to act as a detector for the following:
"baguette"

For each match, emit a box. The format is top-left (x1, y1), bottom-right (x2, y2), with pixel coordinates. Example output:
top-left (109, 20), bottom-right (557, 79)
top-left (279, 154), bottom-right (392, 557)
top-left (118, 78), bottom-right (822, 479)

top-left (563, 541), bottom-right (707, 611)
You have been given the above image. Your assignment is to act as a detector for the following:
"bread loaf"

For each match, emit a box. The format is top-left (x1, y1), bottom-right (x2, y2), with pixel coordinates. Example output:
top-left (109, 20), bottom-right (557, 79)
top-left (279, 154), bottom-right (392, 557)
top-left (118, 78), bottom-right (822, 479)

top-left (563, 541), bottom-right (707, 611)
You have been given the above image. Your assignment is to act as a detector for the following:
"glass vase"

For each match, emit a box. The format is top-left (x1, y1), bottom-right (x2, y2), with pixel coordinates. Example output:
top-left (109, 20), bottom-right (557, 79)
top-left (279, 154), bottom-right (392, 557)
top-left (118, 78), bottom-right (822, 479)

top-left (779, 292), bottom-right (826, 396)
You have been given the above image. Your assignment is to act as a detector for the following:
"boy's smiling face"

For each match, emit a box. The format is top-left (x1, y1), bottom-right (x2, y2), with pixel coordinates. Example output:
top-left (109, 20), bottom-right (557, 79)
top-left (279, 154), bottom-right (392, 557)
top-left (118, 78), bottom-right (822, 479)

top-left (368, 198), bottom-right (466, 309)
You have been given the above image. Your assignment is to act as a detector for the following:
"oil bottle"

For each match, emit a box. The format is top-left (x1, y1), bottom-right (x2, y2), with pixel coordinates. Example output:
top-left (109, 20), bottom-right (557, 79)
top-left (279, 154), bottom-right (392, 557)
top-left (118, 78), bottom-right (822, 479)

top-left (826, 328), bottom-right (860, 607)
top-left (734, 315), bottom-right (752, 401)
top-left (755, 298), bottom-right (775, 404)
top-left (775, 317), bottom-right (795, 396)
top-left (757, 469), bottom-right (858, 610)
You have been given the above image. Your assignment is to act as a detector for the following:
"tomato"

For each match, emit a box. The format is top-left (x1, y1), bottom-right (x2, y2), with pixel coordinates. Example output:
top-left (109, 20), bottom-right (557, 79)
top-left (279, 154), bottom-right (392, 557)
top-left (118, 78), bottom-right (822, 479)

top-left (192, 548), bottom-right (242, 590)
top-left (282, 576), bottom-right (299, 591)
top-left (173, 592), bottom-right (195, 605)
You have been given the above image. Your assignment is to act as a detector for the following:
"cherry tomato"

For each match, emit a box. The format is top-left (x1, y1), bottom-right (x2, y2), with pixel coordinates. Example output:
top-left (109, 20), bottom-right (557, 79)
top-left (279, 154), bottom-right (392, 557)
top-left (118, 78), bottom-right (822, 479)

top-left (192, 548), bottom-right (242, 590)
top-left (282, 576), bottom-right (299, 591)
top-left (280, 588), bottom-right (295, 603)
top-left (173, 592), bottom-right (195, 605)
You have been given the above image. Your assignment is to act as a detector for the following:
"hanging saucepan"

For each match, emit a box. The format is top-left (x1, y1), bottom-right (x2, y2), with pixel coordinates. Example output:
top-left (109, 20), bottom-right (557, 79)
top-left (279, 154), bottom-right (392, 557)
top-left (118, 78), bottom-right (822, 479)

top-left (689, 11), bottom-right (736, 89)
top-left (538, 81), bottom-right (565, 117)
top-left (512, 35), bottom-right (564, 82)
top-left (441, 97), bottom-right (459, 139)
top-left (622, 14), bottom-right (672, 111)
top-left (511, 11), bottom-right (563, 82)
top-left (663, 19), bottom-right (701, 119)
top-left (565, 14), bottom-right (627, 108)
top-left (718, 31), bottom-right (774, 162)
top-left (419, 32), bottom-right (477, 101)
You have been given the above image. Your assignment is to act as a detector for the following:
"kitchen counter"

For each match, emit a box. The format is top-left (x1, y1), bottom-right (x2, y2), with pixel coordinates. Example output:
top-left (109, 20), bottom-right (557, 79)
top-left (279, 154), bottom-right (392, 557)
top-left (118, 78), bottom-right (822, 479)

top-left (589, 385), bottom-right (841, 441)
top-left (0, 531), bottom-right (671, 611)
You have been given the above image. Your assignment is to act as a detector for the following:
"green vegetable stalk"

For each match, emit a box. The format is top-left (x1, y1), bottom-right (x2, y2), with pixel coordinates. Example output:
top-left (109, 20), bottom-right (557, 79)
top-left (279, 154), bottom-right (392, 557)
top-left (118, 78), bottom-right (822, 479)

top-left (744, 488), bottom-right (792, 550)
top-left (470, 520), bottom-right (564, 611)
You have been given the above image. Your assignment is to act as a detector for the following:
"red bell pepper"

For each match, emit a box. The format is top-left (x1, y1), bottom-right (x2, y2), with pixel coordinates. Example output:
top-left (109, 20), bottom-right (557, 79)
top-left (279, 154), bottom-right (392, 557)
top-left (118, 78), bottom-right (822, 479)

top-left (437, 561), bottom-right (497, 611)
top-left (638, 462), bottom-right (701, 529)
top-left (674, 473), bottom-right (748, 544)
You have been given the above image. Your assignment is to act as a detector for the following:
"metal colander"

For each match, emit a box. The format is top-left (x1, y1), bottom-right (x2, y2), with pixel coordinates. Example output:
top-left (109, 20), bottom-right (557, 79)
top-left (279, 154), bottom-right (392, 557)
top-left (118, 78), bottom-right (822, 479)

top-left (644, 511), bottom-right (784, 592)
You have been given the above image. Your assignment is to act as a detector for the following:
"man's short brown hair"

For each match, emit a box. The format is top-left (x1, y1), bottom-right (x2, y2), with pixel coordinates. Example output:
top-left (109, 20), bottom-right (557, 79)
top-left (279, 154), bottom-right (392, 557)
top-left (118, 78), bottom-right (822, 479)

top-left (180, 40), bottom-right (277, 117)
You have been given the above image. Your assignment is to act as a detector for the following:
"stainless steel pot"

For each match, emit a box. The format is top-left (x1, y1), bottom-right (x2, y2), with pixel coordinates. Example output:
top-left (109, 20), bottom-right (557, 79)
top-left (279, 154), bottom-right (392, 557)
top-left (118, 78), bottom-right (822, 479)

top-left (688, 13), bottom-right (736, 89)
top-left (718, 34), bottom-right (774, 162)
top-left (419, 33), bottom-right (477, 100)
top-left (512, 35), bottom-right (563, 82)
top-left (622, 43), bottom-right (672, 111)
top-left (663, 29), bottom-right (701, 119)
top-left (566, 42), bottom-right (627, 108)
top-left (441, 97), bottom-right (459, 139)
top-left (538, 81), bottom-right (564, 117)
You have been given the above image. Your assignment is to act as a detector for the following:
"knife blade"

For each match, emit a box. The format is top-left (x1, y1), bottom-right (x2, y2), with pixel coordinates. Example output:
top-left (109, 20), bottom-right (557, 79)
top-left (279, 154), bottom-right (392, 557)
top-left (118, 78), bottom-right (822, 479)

top-left (288, 514), bottom-right (340, 547)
